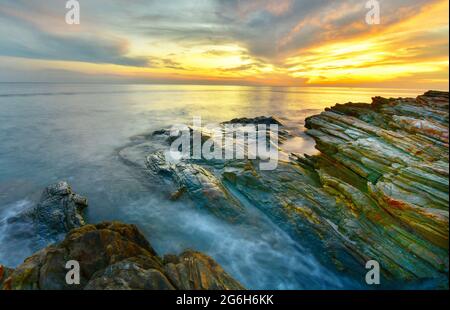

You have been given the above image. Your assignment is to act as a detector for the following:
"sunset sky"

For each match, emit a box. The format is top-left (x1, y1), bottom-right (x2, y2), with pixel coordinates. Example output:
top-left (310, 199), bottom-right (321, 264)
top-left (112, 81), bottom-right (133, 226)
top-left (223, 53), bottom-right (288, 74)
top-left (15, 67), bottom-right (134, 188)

top-left (0, 0), bottom-right (448, 89)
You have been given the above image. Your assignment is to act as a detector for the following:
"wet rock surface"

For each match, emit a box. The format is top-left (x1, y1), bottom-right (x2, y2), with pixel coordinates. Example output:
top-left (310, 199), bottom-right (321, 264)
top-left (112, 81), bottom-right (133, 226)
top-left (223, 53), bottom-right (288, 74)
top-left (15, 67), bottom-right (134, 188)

top-left (4, 181), bottom-right (88, 246)
top-left (2, 222), bottom-right (244, 290)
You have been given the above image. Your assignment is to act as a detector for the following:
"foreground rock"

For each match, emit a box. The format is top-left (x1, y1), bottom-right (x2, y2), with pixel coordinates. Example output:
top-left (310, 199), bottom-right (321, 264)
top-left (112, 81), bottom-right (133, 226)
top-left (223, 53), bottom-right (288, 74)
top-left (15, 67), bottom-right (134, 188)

top-left (5, 181), bottom-right (88, 245)
top-left (129, 92), bottom-right (448, 288)
top-left (2, 222), bottom-right (244, 290)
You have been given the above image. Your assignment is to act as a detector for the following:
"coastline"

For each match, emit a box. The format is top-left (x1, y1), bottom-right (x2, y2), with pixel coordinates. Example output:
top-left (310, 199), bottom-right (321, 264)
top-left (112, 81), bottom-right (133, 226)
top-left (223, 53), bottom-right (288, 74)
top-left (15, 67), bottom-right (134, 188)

top-left (1, 90), bottom-right (448, 290)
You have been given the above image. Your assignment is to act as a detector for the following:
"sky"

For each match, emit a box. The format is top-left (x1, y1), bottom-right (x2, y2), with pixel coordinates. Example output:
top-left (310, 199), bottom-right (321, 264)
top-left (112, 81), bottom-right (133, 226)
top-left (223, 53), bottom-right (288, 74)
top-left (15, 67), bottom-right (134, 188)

top-left (0, 0), bottom-right (448, 89)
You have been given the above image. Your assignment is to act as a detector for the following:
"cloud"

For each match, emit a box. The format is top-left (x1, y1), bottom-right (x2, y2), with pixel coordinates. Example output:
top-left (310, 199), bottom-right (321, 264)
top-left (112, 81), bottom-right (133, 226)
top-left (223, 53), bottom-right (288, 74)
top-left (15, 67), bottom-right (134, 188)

top-left (0, 0), bottom-right (443, 63)
top-left (0, 0), bottom-right (447, 88)
top-left (0, 2), bottom-right (149, 67)
top-left (150, 57), bottom-right (187, 70)
top-left (214, 0), bottom-right (441, 60)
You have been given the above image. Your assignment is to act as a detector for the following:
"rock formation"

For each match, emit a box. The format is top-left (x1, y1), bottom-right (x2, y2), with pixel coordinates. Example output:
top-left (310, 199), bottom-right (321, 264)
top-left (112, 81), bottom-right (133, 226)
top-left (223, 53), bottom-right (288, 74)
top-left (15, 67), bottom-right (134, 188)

top-left (127, 91), bottom-right (448, 288)
top-left (1, 222), bottom-right (244, 290)
top-left (3, 181), bottom-right (88, 251)
top-left (301, 90), bottom-right (448, 285)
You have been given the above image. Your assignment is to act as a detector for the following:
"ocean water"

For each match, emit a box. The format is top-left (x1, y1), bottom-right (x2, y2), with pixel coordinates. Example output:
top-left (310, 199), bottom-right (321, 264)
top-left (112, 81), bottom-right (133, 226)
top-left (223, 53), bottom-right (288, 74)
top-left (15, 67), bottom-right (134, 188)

top-left (0, 83), bottom-right (423, 289)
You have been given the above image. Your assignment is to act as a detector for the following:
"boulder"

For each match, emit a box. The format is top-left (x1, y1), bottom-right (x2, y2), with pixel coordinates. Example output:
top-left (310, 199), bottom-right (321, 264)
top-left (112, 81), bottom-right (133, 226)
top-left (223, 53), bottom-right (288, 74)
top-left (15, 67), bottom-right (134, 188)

top-left (6, 181), bottom-right (88, 243)
top-left (34, 181), bottom-right (88, 235)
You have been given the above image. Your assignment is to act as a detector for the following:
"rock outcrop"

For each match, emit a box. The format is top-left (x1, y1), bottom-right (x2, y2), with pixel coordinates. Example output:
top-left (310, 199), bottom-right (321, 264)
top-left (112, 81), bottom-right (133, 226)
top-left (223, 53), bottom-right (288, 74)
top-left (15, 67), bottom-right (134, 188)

top-left (5, 181), bottom-right (88, 244)
top-left (304, 91), bottom-right (449, 249)
top-left (2, 222), bottom-right (244, 290)
top-left (299, 91), bottom-right (448, 284)
top-left (130, 91), bottom-right (448, 288)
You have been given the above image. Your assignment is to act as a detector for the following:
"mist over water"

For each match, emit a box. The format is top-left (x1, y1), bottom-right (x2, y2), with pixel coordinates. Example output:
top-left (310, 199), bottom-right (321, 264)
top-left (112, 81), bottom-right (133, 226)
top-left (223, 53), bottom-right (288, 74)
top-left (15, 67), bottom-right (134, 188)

top-left (122, 190), bottom-right (364, 289)
top-left (0, 83), bottom-right (422, 288)
top-left (0, 199), bottom-right (35, 267)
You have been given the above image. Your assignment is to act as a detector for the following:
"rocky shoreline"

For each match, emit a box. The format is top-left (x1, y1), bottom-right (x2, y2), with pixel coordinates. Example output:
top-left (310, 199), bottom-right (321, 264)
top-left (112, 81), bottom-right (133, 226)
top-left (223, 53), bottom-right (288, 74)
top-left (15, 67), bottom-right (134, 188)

top-left (302, 90), bottom-right (448, 284)
top-left (0, 183), bottom-right (244, 290)
top-left (1, 222), bottom-right (244, 290)
top-left (1, 90), bottom-right (448, 289)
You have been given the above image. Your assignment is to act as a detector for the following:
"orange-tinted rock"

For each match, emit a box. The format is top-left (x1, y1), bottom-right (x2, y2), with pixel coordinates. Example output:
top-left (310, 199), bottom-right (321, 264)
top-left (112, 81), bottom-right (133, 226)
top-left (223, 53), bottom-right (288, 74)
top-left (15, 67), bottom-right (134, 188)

top-left (3, 222), bottom-right (244, 290)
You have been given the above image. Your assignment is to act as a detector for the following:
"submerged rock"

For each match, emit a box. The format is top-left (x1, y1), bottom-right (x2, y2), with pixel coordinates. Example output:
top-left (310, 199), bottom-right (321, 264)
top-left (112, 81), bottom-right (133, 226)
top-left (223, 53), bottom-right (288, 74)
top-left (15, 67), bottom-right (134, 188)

top-left (2, 222), bottom-right (244, 290)
top-left (223, 115), bottom-right (290, 142)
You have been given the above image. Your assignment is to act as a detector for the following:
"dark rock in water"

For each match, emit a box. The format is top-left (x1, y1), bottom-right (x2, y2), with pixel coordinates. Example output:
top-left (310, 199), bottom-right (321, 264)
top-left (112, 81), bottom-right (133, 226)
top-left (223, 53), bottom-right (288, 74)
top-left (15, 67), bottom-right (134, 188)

top-left (223, 115), bottom-right (283, 126)
top-left (1, 222), bottom-right (244, 290)
top-left (7, 181), bottom-right (88, 244)
top-left (223, 116), bottom-right (290, 142)
top-left (34, 181), bottom-right (88, 235)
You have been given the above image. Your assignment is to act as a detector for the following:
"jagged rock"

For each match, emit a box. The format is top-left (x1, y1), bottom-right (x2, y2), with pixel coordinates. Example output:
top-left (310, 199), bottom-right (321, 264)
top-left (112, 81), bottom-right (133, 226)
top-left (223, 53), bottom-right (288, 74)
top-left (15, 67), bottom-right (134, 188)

top-left (298, 91), bottom-right (449, 284)
top-left (34, 181), bottom-right (88, 234)
top-left (305, 91), bottom-right (449, 250)
top-left (6, 181), bottom-right (88, 243)
top-left (162, 251), bottom-right (244, 290)
top-left (138, 117), bottom-right (290, 224)
top-left (2, 222), bottom-right (244, 290)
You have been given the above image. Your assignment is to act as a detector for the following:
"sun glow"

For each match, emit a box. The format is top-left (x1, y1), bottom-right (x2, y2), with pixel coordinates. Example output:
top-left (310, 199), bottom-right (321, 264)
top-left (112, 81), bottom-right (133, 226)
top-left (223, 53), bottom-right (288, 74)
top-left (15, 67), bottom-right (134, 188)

top-left (284, 0), bottom-right (449, 86)
top-left (1, 0), bottom-right (447, 88)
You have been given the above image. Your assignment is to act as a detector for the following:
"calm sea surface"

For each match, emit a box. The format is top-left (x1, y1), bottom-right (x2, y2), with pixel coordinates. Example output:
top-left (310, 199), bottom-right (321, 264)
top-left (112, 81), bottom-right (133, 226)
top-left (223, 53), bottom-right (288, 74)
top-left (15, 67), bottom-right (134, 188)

top-left (0, 83), bottom-right (423, 289)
